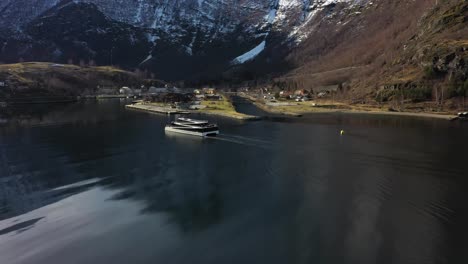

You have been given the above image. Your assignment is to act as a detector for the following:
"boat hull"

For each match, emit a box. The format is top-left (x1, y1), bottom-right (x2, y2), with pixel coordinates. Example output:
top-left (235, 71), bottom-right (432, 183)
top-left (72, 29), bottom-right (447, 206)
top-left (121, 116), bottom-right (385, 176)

top-left (165, 126), bottom-right (219, 137)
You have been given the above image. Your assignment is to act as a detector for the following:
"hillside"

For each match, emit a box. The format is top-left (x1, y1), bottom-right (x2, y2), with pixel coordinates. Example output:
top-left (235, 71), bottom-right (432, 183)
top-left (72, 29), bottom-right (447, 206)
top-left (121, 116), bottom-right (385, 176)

top-left (0, 0), bottom-right (466, 107)
top-left (0, 62), bottom-right (162, 99)
top-left (276, 0), bottom-right (468, 105)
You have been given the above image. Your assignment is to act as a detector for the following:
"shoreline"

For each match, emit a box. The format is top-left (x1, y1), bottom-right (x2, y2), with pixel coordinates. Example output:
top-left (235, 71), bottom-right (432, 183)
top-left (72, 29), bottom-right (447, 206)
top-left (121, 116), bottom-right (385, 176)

top-left (298, 109), bottom-right (457, 120)
top-left (237, 93), bottom-right (458, 120)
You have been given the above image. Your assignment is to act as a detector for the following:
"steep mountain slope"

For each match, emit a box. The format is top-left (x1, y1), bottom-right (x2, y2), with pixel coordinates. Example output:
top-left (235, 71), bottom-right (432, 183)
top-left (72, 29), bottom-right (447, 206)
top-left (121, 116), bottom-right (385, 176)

top-left (0, 0), bottom-right (466, 98)
top-left (0, 0), bottom-right (61, 30)
top-left (26, 2), bottom-right (152, 66)
top-left (0, 0), bottom-right (367, 80)
top-left (276, 0), bottom-right (468, 103)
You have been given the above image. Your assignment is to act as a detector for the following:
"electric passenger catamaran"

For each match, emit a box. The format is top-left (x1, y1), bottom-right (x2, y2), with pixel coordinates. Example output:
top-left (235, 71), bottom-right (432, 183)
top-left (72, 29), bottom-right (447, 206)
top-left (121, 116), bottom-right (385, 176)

top-left (165, 117), bottom-right (219, 137)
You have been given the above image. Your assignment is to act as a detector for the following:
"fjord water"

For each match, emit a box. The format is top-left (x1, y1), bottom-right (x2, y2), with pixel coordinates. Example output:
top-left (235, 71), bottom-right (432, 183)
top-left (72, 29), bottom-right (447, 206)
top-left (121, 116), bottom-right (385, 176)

top-left (0, 100), bottom-right (467, 264)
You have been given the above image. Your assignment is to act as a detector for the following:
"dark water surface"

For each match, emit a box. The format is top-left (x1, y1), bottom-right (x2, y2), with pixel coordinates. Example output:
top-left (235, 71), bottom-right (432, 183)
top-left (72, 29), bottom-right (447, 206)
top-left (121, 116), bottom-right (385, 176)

top-left (1, 100), bottom-right (467, 264)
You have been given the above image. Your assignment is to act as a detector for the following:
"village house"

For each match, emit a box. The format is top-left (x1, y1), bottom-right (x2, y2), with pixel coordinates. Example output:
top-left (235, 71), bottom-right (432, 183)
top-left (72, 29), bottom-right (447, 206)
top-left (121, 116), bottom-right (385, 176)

top-left (294, 89), bottom-right (309, 96)
top-left (119, 86), bottom-right (133, 95)
top-left (279, 91), bottom-right (292, 98)
top-left (202, 88), bottom-right (216, 95)
top-left (195, 94), bottom-right (205, 100)
top-left (205, 94), bottom-right (222, 101)
top-left (145, 93), bottom-right (193, 104)
top-left (312, 85), bottom-right (340, 98)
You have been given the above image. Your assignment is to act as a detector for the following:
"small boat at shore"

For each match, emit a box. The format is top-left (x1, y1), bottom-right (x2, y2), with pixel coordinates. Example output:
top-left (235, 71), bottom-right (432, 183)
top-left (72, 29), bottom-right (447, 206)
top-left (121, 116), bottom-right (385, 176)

top-left (165, 117), bottom-right (219, 137)
top-left (451, 112), bottom-right (468, 121)
top-left (458, 112), bottom-right (468, 120)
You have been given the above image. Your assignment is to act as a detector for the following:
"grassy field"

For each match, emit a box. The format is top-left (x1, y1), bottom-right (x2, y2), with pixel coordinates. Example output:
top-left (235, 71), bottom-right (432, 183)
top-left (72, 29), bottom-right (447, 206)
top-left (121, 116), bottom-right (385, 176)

top-left (252, 101), bottom-right (344, 116)
top-left (200, 95), bottom-right (259, 120)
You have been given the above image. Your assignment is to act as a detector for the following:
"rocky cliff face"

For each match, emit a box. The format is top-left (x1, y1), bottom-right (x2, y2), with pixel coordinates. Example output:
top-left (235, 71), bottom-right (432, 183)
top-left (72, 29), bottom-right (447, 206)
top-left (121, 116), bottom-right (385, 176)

top-left (0, 0), bottom-right (61, 30)
top-left (1, 0), bottom-right (363, 41)
top-left (0, 0), bottom-right (368, 80)
top-left (1, 0), bottom-right (466, 94)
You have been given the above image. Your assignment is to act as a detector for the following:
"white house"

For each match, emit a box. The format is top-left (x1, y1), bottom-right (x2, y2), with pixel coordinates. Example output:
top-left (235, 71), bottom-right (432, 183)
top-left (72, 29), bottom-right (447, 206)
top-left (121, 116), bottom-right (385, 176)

top-left (119, 87), bottom-right (133, 95)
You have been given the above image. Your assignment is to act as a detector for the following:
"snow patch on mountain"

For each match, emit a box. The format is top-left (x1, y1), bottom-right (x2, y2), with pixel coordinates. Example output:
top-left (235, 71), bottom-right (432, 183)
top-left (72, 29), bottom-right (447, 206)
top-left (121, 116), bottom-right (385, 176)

top-left (265, 8), bottom-right (278, 24)
top-left (232, 40), bottom-right (266, 64)
top-left (273, 0), bottom-right (367, 43)
top-left (140, 54), bottom-right (153, 65)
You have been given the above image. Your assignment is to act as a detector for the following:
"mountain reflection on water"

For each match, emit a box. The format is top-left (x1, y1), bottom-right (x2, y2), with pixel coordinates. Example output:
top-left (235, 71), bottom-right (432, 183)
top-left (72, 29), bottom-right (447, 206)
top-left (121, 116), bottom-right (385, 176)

top-left (1, 100), bottom-right (468, 264)
top-left (1, 102), bottom-right (224, 233)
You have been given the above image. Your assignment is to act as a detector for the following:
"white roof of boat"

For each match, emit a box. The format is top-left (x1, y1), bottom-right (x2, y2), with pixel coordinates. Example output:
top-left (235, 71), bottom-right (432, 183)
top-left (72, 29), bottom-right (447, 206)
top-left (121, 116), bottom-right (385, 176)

top-left (177, 118), bottom-right (208, 123)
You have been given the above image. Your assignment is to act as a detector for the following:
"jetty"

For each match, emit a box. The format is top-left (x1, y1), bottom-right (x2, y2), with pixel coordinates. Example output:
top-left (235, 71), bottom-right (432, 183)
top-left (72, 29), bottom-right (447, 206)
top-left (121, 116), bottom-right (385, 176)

top-left (126, 101), bottom-right (260, 120)
top-left (125, 103), bottom-right (190, 115)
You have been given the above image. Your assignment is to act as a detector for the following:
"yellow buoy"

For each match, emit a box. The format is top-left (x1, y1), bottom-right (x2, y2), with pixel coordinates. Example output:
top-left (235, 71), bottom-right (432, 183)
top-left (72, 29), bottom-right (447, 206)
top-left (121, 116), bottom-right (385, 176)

top-left (340, 130), bottom-right (345, 136)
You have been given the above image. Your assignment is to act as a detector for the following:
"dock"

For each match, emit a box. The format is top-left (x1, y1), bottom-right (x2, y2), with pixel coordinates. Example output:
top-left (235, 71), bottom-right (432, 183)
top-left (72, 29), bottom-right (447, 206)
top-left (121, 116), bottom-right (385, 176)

top-left (125, 100), bottom-right (261, 120)
top-left (125, 103), bottom-right (191, 115)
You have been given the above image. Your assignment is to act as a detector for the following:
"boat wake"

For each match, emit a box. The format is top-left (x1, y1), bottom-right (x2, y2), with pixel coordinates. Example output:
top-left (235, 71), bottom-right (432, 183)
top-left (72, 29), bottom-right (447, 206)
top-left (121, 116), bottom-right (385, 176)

top-left (210, 134), bottom-right (272, 149)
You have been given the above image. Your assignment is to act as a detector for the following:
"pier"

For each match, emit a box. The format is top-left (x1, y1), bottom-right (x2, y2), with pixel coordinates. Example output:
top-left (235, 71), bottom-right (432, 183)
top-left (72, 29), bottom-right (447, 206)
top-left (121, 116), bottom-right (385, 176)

top-left (125, 103), bottom-right (191, 115)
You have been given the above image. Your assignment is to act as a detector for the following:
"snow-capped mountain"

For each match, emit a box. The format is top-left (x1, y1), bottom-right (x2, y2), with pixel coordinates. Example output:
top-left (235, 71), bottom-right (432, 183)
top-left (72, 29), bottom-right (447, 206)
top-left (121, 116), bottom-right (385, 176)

top-left (1, 0), bottom-right (466, 102)
top-left (0, 0), bottom-right (368, 80)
